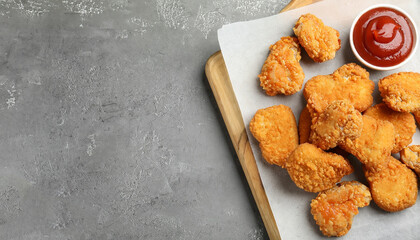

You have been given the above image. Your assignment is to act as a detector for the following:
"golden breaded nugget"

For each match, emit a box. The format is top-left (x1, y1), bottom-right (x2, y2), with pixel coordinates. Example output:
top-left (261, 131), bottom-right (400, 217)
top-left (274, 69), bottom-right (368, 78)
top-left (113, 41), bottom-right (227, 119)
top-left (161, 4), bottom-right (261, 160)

top-left (339, 115), bottom-right (395, 169)
top-left (378, 72), bottom-right (420, 112)
top-left (293, 13), bottom-right (341, 62)
top-left (364, 156), bottom-right (418, 212)
top-left (310, 100), bottom-right (363, 150)
top-left (400, 145), bottom-right (420, 176)
top-left (364, 103), bottom-right (416, 153)
top-left (259, 37), bottom-right (305, 96)
top-left (285, 143), bottom-right (353, 192)
top-left (298, 106), bottom-right (311, 144)
top-left (413, 110), bottom-right (420, 125)
top-left (304, 63), bottom-right (374, 112)
top-left (311, 181), bottom-right (371, 237)
top-left (249, 105), bottom-right (298, 167)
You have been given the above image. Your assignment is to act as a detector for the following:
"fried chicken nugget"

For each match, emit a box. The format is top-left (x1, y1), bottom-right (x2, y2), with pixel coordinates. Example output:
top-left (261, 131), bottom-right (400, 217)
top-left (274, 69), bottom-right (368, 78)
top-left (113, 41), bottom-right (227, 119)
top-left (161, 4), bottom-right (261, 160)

top-left (298, 106), bottom-right (311, 144)
top-left (304, 63), bottom-right (374, 112)
top-left (285, 143), bottom-right (353, 192)
top-left (364, 156), bottom-right (418, 212)
top-left (311, 181), bottom-right (371, 237)
top-left (364, 103), bottom-right (416, 153)
top-left (339, 115), bottom-right (395, 169)
top-left (400, 145), bottom-right (420, 176)
top-left (258, 37), bottom-right (305, 96)
top-left (249, 105), bottom-right (298, 167)
top-left (378, 72), bottom-right (420, 112)
top-left (293, 13), bottom-right (341, 62)
top-left (310, 100), bottom-right (363, 150)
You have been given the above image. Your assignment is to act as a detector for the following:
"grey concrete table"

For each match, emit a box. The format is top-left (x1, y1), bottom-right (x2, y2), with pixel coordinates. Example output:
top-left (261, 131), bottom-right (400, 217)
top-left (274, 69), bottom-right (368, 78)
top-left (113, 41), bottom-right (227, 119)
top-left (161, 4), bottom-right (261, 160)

top-left (0, 0), bottom-right (291, 239)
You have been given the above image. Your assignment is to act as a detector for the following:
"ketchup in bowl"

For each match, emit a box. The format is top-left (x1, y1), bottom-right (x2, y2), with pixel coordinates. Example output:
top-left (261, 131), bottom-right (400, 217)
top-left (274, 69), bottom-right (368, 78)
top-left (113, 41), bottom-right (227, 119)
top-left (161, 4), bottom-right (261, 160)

top-left (351, 5), bottom-right (417, 69)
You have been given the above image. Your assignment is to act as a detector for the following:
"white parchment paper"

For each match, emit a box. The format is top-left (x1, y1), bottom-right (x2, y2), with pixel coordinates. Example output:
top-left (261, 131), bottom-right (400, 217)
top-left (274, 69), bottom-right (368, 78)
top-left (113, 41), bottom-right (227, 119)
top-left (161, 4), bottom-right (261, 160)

top-left (218, 0), bottom-right (420, 239)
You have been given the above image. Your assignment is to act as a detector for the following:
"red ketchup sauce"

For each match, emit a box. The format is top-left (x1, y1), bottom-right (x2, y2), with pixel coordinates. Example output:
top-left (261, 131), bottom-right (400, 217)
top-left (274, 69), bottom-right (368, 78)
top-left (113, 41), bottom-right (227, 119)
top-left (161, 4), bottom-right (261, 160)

top-left (353, 7), bottom-right (414, 67)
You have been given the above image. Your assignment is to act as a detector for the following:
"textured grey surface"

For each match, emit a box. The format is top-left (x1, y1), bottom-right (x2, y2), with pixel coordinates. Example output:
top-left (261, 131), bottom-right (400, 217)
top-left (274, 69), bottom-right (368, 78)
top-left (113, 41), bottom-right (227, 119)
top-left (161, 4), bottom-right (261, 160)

top-left (0, 0), bottom-right (291, 239)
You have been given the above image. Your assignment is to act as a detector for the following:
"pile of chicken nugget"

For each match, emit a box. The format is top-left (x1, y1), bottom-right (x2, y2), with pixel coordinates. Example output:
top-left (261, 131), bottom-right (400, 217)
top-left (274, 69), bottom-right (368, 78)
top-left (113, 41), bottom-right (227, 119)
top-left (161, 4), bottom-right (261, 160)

top-left (249, 13), bottom-right (420, 237)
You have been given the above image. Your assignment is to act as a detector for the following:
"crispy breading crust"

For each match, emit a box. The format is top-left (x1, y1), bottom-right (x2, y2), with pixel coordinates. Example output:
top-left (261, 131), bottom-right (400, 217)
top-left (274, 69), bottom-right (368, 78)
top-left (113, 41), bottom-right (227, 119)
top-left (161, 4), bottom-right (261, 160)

top-left (364, 103), bottom-right (416, 153)
top-left (339, 115), bottom-right (395, 170)
top-left (293, 13), bottom-right (341, 62)
top-left (364, 156), bottom-right (418, 212)
top-left (259, 37), bottom-right (305, 96)
top-left (249, 105), bottom-right (298, 167)
top-left (378, 72), bottom-right (420, 112)
top-left (400, 145), bottom-right (420, 176)
top-left (304, 63), bottom-right (374, 112)
top-left (298, 106), bottom-right (311, 144)
top-left (310, 100), bottom-right (363, 150)
top-left (311, 181), bottom-right (371, 237)
top-left (285, 143), bottom-right (353, 192)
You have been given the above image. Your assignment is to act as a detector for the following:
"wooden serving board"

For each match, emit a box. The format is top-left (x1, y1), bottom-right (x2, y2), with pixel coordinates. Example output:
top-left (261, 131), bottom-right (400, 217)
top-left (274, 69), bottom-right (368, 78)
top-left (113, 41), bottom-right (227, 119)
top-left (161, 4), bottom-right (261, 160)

top-left (205, 0), bottom-right (320, 239)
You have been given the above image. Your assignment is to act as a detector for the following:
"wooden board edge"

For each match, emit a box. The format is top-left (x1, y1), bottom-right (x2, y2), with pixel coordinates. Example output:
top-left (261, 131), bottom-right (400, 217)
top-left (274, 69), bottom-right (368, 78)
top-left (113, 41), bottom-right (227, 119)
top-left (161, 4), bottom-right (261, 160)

top-left (205, 51), bottom-right (281, 240)
top-left (281, 0), bottom-right (321, 13)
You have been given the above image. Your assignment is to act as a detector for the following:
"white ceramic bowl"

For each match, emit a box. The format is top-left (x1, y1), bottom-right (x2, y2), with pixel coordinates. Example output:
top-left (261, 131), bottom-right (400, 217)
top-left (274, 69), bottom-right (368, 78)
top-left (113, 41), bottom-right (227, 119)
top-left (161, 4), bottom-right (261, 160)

top-left (349, 4), bottom-right (418, 71)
